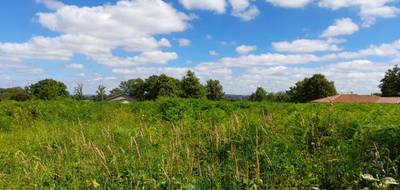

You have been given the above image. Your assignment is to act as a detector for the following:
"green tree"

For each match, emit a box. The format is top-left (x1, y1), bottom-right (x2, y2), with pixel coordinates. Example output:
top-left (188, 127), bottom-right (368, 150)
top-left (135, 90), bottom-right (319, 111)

top-left (249, 87), bottom-right (268, 101)
top-left (109, 88), bottom-right (124, 97)
top-left (206, 79), bottom-right (224, 100)
top-left (157, 74), bottom-right (181, 98)
top-left (0, 87), bottom-right (31, 101)
top-left (144, 74), bottom-right (181, 100)
top-left (379, 65), bottom-right (400, 97)
top-left (96, 85), bottom-right (107, 101)
top-left (120, 79), bottom-right (146, 100)
top-left (181, 70), bottom-right (205, 99)
top-left (288, 74), bottom-right (337, 103)
top-left (73, 84), bottom-right (85, 100)
top-left (27, 79), bottom-right (69, 100)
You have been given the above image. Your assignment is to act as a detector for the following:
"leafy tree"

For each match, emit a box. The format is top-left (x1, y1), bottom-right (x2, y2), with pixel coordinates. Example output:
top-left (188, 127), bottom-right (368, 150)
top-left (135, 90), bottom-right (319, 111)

top-left (120, 79), bottom-right (146, 100)
top-left (275, 91), bottom-right (291, 102)
top-left (96, 85), bottom-right (107, 101)
top-left (157, 74), bottom-right (181, 98)
top-left (26, 79), bottom-right (69, 100)
top-left (0, 87), bottom-right (31, 101)
top-left (379, 65), bottom-right (400, 97)
top-left (73, 84), bottom-right (85, 100)
top-left (181, 70), bottom-right (206, 99)
top-left (249, 87), bottom-right (268, 101)
top-left (288, 74), bottom-right (337, 103)
top-left (144, 74), bottom-right (181, 100)
top-left (206, 79), bottom-right (225, 100)
top-left (109, 88), bottom-right (124, 97)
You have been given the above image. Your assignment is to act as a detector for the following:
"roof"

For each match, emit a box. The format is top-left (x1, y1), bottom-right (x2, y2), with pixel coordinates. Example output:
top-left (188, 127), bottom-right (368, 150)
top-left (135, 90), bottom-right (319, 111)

top-left (107, 95), bottom-right (134, 102)
top-left (312, 94), bottom-right (400, 104)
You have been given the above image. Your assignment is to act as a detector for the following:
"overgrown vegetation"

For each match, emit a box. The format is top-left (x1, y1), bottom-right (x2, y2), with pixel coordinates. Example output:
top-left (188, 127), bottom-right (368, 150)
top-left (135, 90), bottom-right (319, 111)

top-left (0, 99), bottom-right (399, 189)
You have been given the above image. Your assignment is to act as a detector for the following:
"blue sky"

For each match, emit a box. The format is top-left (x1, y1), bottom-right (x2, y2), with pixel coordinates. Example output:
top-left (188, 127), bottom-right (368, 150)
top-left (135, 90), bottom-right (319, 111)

top-left (0, 0), bottom-right (400, 94)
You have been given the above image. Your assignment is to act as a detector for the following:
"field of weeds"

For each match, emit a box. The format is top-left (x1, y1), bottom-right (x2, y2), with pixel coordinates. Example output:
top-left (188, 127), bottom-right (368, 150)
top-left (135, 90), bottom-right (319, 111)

top-left (0, 99), bottom-right (399, 189)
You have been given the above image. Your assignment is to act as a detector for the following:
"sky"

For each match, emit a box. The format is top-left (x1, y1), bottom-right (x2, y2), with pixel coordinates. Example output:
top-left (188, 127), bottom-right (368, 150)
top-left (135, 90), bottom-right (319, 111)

top-left (0, 0), bottom-right (400, 95)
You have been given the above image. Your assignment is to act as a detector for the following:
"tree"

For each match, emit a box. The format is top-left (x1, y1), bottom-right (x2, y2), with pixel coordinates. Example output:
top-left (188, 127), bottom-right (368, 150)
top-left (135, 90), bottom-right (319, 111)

top-left (379, 65), bottom-right (400, 97)
top-left (109, 88), bottom-right (124, 97)
top-left (157, 74), bottom-right (181, 98)
top-left (74, 84), bottom-right (85, 100)
top-left (206, 79), bottom-right (224, 100)
top-left (249, 87), bottom-right (268, 101)
top-left (27, 79), bottom-right (69, 100)
top-left (120, 78), bottom-right (145, 100)
top-left (96, 85), bottom-right (107, 101)
top-left (144, 74), bottom-right (181, 100)
top-left (288, 74), bottom-right (337, 103)
top-left (0, 87), bottom-right (31, 101)
top-left (181, 70), bottom-right (206, 99)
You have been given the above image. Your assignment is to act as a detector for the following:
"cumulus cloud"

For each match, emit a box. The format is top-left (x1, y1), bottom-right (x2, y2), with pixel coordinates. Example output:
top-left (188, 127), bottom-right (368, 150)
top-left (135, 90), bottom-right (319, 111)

top-left (321, 18), bottom-right (359, 38)
top-left (0, 0), bottom-right (190, 67)
top-left (272, 39), bottom-right (343, 53)
top-left (236, 45), bottom-right (257, 55)
top-left (209, 50), bottom-right (218, 56)
top-left (318, 0), bottom-right (399, 26)
top-left (65, 63), bottom-right (84, 69)
top-left (266, 0), bottom-right (312, 8)
top-left (36, 0), bottom-right (65, 10)
top-left (178, 38), bottom-right (191, 47)
top-left (229, 0), bottom-right (260, 21)
top-left (179, 0), bottom-right (227, 14)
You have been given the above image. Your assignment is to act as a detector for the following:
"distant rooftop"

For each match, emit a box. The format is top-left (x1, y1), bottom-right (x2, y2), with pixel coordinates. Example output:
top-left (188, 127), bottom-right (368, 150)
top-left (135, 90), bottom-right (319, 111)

top-left (312, 94), bottom-right (400, 104)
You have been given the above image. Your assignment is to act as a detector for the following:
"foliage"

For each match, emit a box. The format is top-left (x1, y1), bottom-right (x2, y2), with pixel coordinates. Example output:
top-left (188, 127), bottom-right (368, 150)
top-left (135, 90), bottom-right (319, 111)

top-left (95, 85), bottom-right (107, 101)
top-left (288, 74), bottom-right (337, 102)
top-left (0, 87), bottom-right (31, 101)
top-left (109, 87), bottom-right (124, 97)
top-left (73, 84), bottom-right (85, 100)
top-left (249, 87), bottom-right (268, 101)
top-left (206, 79), bottom-right (224, 100)
top-left (0, 99), bottom-right (399, 189)
top-left (26, 79), bottom-right (69, 100)
top-left (120, 78), bottom-right (146, 100)
top-left (144, 74), bottom-right (181, 100)
top-left (380, 65), bottom-right (400, 97)
top-left (181, 70), bottom-right (206, 99)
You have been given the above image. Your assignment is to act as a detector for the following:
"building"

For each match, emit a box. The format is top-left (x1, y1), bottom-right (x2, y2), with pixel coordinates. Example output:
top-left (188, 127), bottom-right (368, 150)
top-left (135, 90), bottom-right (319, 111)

top-left (312, 94), bottom-right (400, 104)
top-left (107, 95), bottom-right (134, 104)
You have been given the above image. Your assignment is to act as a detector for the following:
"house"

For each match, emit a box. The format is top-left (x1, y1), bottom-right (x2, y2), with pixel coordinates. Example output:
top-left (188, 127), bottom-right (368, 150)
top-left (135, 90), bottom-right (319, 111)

top-left (108, 95), bottom-right (134, 104)
top-left (312, 94), bottom-right (400, 104)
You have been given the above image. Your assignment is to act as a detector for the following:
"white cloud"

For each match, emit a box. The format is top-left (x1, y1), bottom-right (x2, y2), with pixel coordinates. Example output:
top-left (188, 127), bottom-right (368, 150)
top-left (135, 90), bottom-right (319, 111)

top-left (65, 63), bottom-right (84, 69)
top-left (179, 0), bottom-right (227, 14)
top-left (209, 50), bottom-right (218, 56)
top-left (113, 67), bottom-right (190, 79)
top-left (318, 0), bottom-right (399, 26)
top-left (158, 38), bottom-right (172, 47)
top-left (266, 0), bottom-right (312, 8)
top-left (229, 0), bottom-right (260, 21)
top-left (0, 0), bottom-right (190, 67)
top-left (178, 38), bottom-right (191, 47)
top-left (36, 0), bottom-right (65, 10)
top-left (236, 45), bottom-right (257, 55)
top-left (0, 61), bottom-right (44, 76)
top-left (321, 18), bottom-right (359, 38)
top-left (272, 39), bottom-right (343, 53)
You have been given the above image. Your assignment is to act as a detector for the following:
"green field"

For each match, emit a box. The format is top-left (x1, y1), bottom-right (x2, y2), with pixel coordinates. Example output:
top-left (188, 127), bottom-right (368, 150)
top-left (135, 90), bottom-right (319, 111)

top-left (0, 99), bottom-right (399, 189)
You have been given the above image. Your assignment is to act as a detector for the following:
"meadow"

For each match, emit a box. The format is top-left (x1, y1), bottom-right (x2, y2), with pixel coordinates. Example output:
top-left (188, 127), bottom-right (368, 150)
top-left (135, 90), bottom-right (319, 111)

top-left (0, 99), bottom-right (399, 189)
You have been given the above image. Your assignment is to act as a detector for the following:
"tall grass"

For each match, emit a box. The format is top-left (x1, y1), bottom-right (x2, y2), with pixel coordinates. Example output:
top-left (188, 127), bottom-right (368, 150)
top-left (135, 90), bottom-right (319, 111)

top-left (0, 99), bottom-right (399, 189)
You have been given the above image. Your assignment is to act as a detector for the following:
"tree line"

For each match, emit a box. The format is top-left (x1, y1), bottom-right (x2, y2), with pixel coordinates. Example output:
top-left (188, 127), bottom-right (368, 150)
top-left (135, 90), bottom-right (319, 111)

top-left (1, 65), bottom-right (400, 103)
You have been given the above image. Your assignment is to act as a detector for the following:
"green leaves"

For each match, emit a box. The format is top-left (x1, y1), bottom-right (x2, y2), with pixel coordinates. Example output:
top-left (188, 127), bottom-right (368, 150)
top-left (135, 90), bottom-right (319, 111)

top-left (27, 79), bottom-right (69, 100)
top-left (380, 65), bottom-right (400, 97)
top-left (288, 74), bottom-right (337, 103)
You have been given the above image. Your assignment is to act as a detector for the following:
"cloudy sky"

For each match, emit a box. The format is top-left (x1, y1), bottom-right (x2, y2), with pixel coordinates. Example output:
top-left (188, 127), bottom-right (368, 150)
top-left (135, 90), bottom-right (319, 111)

top-left (1, 0), bottom-right (399, 94)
